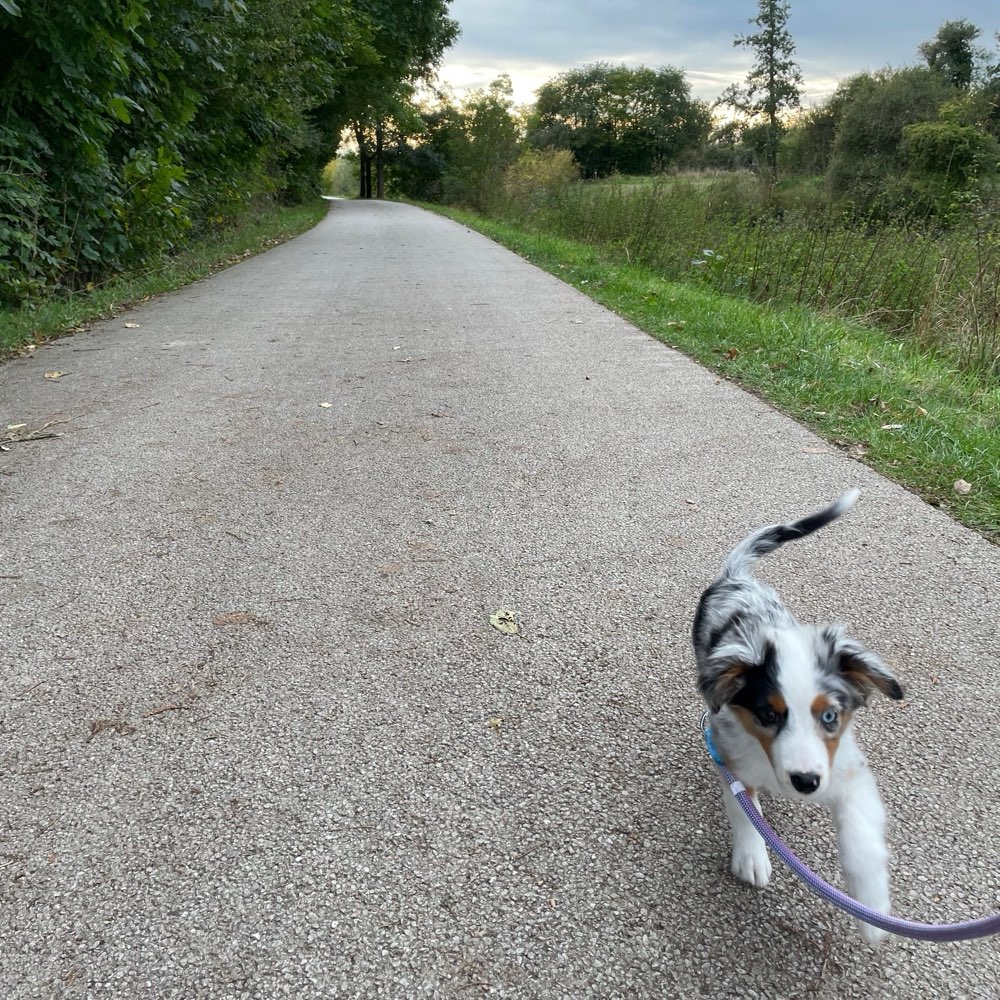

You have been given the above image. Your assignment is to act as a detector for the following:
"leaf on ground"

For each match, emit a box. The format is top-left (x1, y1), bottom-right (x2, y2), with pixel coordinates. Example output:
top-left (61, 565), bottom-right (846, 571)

top-left (953, 479), bottom-right (972, 495)
top-left (212, 610), bottom-right (269, 627)
top-left (124, 322), bottom-right (140, 329)
top-left (489, 609), bottom-right (519, 635)
top-left (43, 371), bottom-right (67, 380)
top-left (835, 439), bottom-right (869, 460)
top-left (486, 715), bottom-right (505, 733)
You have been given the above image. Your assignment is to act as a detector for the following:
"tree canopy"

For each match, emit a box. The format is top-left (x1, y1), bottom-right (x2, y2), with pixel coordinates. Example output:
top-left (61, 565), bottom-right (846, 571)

top-left (919, 19), bottom-right (981, 90)
top-left (526, 63), bottom-right (710, 177)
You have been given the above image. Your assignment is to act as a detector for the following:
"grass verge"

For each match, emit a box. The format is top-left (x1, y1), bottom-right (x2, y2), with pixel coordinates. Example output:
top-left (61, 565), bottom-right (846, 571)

top-left (429, 204), bottom-right (999, 541)
top-left (0, 198), bottom-right (329, 357)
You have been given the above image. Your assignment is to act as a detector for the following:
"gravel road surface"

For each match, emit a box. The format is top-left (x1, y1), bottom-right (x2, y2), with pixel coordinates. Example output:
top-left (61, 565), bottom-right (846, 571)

top-left (1, 200), bottom-right (997, 999)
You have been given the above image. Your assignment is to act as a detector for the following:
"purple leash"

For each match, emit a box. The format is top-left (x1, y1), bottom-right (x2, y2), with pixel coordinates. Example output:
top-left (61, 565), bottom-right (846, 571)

top-left (701, 714), bottom-right (1000, 942)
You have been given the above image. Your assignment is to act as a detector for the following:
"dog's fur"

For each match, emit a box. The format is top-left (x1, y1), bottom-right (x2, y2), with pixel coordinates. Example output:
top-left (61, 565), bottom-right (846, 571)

top-left (692, 489), bottom-right (903, 946)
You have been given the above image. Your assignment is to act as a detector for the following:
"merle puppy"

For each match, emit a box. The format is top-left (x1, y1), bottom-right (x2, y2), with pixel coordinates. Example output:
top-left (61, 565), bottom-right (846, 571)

top-left (693, 489), bottom-right (904, 945)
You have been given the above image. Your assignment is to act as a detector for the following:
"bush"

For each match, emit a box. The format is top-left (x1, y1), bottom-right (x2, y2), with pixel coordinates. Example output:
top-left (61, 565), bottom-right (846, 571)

top-left (502, 148), bottom-right (579, 207)
top-left (901, 120), bottom-right (1000, 218)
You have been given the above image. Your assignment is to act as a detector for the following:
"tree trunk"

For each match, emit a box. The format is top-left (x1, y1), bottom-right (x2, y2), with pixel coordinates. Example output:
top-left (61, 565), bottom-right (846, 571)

top-left (375, 122), bottom-right (385, 199)
top-left (354, 123), bottom-right (373, 199)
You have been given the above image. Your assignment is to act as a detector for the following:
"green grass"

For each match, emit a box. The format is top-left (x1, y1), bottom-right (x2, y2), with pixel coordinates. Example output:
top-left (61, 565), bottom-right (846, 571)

top-left (0, 198), bottom-right (329, 357)
top-left (482, 174), bottom-right (1000, 381)
top-left (429, 204), bottom-right (1000, 541)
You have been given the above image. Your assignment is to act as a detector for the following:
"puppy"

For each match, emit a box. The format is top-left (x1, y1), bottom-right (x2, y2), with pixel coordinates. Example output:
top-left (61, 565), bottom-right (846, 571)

top-left (693, 489), bottom-right (903, 945)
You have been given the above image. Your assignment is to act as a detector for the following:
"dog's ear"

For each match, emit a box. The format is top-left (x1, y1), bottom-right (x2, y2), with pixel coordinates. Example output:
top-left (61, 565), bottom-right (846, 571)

top-left (699, 644), bottom-right (755, 712)
top-left (822, 625), bottom-right (903, 704)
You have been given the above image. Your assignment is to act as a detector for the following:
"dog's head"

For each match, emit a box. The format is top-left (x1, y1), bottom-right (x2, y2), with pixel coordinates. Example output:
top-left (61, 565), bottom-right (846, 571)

top-left (700, 623), bottom-right (903, 797)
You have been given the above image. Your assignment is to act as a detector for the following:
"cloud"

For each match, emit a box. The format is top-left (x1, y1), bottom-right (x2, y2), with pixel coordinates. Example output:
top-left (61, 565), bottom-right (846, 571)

top-left (439, 0), bottom-right (1000, 105)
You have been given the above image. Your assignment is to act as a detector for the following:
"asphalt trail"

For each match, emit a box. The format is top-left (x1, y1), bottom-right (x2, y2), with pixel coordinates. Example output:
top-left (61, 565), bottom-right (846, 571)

top-left (1, 200), bottom-right (997, 998)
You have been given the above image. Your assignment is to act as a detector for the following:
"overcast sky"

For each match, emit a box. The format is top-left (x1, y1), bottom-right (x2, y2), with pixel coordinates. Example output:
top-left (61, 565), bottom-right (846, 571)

top-left (438, 1), bottom-right (1000, 108)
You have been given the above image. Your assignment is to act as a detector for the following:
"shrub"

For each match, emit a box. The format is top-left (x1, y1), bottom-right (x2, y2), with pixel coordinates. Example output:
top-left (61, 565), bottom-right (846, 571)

top-left (502, 148), bottom-right (580, 207)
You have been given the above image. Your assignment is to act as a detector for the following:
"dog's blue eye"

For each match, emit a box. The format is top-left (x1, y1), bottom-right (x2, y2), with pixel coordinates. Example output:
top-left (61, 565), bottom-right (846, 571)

top-left (820, 708), bottom-right (839, 728)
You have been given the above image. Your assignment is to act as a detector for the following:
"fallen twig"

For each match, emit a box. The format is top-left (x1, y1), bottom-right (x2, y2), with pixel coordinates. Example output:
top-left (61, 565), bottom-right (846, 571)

top-left (3, 417), bottom-right (71, 444)
top-left (143, 703), bottom-right (189, 718)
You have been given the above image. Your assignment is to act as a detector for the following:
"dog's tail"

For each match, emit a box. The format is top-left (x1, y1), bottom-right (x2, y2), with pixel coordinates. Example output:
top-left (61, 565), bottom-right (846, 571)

top-left (722, 488), bottom-right (860, 579)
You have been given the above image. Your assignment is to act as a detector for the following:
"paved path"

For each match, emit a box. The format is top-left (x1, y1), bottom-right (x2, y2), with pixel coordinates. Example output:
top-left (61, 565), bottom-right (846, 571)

top-left (1, 201), bottom-right (997, 999)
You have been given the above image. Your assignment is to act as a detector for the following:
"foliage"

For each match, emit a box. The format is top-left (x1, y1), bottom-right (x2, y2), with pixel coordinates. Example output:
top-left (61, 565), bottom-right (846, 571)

top-left (721, 0), bottom-right (803, 175)
top-left (502, 148), bottom-right (580, 204)
top-left (385, 101), bottom-right (466, 201)
top-left (778, 106), bottom-right (839, 175)
top-left (826, 68), bottom-right (956, 216)
top-left (441, 77), bottom-right (523, 209)
top-left (322, 156), bottom-right (360, 198)
top-left (0, 0), bottom-right (457, 306)
top-left (385, 79), bottom-right (523, 208)
top-left (526, 63), bottom-right (710, 177)
top-left (901, 120), bottom-right (1000, 218)
top-left (919, 19), bottom-right (982, 89)
top-left (342, 0), bottom-right (459, 198)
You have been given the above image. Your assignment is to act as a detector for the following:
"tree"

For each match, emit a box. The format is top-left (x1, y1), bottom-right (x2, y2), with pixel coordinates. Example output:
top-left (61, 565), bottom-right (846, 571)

top-left (526, 63), bottom-right (710, 176)
top-left (722, 0), bottom-right (803, 176)
top-left (384, 99), bottom-right (466, 201)
top-left (341, 0), bottom-right (459, 198)
top-left (982, 32), bottom-right (1000, 138)
top-left (919, 20), bottom-right (981, 90)
top-left (445, 76), bottom-right (523, 208)
top-left (826, 68), bottom-right (954, 215)
top-left (779, 73), bottom-right (871, 175)
top-left (386, 78), bottom-right (523, 208)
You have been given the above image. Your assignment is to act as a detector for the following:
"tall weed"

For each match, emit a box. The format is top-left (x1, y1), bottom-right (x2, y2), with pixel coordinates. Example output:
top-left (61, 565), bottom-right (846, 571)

top-left (493, 169), bottom-right (1000, 380)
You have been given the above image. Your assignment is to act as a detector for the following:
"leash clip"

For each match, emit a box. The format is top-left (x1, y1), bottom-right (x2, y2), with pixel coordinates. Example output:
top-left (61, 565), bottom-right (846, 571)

top-left (700, 710), bottom-right (725, 767)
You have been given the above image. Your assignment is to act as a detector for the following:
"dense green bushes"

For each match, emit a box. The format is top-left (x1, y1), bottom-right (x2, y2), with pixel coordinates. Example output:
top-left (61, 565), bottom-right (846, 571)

top-left (0, 0), bottom-right (456, 306)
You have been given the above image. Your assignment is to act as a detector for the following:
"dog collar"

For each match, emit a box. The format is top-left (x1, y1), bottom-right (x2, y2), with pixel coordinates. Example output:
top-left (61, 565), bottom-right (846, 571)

top-left (701, 711), bottom-right (725, 766)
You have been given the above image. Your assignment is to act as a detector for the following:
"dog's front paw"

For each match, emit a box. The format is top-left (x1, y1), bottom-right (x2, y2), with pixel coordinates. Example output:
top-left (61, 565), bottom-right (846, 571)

top-left (731, 842), bottom-right (771, 887)
top-left (858, 919), bottom-right (889, 948)
top-left (845, 873), bottom-right (891, 947)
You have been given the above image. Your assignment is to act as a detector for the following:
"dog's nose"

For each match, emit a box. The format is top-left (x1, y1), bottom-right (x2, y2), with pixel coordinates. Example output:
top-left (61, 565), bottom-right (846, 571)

top-left (789, 771), bottom-right (821, 794)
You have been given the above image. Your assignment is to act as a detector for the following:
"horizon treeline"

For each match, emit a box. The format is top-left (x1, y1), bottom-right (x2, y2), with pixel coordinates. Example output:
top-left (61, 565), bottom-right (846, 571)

top-left (378, 16), bottom-right (999, 224)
